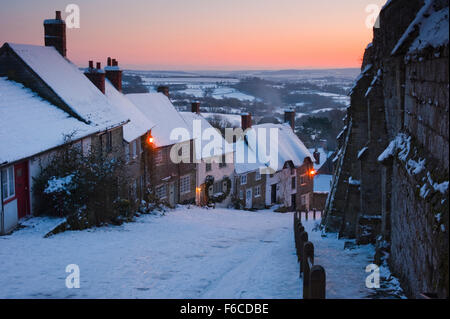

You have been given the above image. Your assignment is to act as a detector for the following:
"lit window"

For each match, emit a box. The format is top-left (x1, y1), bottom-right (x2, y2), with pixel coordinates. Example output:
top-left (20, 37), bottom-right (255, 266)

top-left (180, 175), bottom-right (191, 194)
top-left (240, 174), bottom-right (247, 185)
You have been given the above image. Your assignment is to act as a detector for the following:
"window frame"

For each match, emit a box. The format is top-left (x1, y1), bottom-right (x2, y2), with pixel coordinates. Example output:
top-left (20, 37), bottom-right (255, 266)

top-left (240, 174), bottom-right (247, 185)
top-left (155, 184), bottom-right (167, 199)
top-left (254, 185), bottom-right (261, 198)
top-left (255, 171), bottom-right (261, 181)
top-left (1, 167), bottom-right (15, 201)
top-left (180, 175), bottom-right (191, 195)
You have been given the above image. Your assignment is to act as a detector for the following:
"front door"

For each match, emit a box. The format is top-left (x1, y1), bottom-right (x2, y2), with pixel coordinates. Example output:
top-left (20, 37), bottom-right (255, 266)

top-left (271, 184), bottom-right (277, 204)
top-left (169, 182), bottom-right (176, 207)
top-left (245, 188), bottom-right (252, 209)
top-left (14, 161), bottom-right (30, 219)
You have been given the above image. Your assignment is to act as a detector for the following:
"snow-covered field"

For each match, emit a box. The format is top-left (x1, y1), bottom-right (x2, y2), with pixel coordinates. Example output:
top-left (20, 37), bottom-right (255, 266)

top-left (0, 207), bottom-right (404, 299)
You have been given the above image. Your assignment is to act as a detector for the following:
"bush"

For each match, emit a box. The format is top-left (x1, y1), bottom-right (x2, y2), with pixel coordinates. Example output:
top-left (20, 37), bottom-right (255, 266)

top-left (33, 136), bottom-right (133, 229)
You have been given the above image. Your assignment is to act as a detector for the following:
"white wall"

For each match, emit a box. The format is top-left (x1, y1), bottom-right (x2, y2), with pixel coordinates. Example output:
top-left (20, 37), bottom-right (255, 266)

top-left (266, 167), bottom-right (297, 207)
top-left (197, 152), bottom-right (235, 207)
top-left (2, 199), bottom-right (18, 234)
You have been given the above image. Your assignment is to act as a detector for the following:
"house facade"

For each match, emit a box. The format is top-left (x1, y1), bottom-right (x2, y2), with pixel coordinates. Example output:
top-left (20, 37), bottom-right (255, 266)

top-left (181, 104), bottom-right (235, 207)
top-left (127, 93), bottom-right (197, 206)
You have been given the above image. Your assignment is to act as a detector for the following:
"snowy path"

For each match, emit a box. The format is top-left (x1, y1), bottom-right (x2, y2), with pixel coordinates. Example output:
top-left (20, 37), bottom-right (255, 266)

top-left (0, 207), bottom-right (300, 299)
top-left (0, 207), bottom-right (403, 299)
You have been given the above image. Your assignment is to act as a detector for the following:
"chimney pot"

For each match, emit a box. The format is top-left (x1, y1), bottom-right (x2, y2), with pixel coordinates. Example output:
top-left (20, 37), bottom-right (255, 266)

top-left (89, 60), bottom-right (94, 69)
top-left (157, 86), bottom-right (170, 98)
top-left (284, 110), bottom-right (296, 131)
top-left (96, 62), bottom-right (101, 69)
top-left (241, 113), bottom-right (252, 130)
top-left (191, 102), bottom-right (201, 114)
top-left (44, 10), bottom-right (67, 57)
top-left (107, 57), bottom-right (112, 67)
top-left (313, 150), bottom-right (321, 165)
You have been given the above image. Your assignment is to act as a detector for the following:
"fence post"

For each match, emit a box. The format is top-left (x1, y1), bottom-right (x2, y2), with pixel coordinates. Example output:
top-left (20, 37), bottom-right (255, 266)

top-left (302, 241), bottom-right (314, 299)
top-left (313, 209), bottom-right (316, 220)
top-left (310, 265), bottom-right (326, 299)
top-left (299, 231), bottom-right (308, 275)
top-left (296, 225), bottom-right (305, 260)
top-left (305, 210), bottom-right (308, 221)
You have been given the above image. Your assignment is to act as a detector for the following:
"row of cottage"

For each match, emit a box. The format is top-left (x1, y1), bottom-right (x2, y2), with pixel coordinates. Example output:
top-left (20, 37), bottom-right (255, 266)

top-left (0, 11), bottom-right (319, 234)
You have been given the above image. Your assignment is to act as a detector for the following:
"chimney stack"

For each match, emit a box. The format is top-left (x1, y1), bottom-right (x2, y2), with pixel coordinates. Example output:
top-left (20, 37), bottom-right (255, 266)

top-left (84, 61), bottom-right (105, 94)
top-left (105, 57), bottom-right (123, 92)
top-left (313, 149), bottom-right (321, 165)
top-left (191, 102), bottom-right (201, 114)
top-left (284, 110), bottom-right (296, 131)
top-left (157, 86), bottom-right (170, 98)
top-left (44, 11), bottom-right (67, 57)
top-left (241, 113), bottom-right (252, 131)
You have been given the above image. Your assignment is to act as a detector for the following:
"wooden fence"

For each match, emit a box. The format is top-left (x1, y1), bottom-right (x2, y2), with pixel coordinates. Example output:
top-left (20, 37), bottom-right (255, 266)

top-left (294, 211), bottom-right (326, 299)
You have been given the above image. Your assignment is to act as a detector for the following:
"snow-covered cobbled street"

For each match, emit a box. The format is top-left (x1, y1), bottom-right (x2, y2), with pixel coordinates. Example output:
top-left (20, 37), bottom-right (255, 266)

top-left (0, 207), bottom-right (403, 299)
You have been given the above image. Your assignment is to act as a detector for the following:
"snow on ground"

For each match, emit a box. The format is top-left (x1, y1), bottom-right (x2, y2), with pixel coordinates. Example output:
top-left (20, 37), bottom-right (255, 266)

top-left (0, 207), bottom-right (404, 299)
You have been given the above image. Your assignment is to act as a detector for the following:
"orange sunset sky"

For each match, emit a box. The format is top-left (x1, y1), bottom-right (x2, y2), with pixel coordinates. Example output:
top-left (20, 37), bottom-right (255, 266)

top-left (0, 0), bottom-right (388, 70)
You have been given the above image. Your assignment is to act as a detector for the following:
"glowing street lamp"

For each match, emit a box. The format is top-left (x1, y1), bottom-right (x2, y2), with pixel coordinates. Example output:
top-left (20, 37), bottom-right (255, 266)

top-left (309, 169), bottom-right (316, 177)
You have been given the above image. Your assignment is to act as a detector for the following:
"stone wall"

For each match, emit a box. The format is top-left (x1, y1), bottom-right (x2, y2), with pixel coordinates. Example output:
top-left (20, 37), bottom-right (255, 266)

top-left (323, 0), bottom-right (449, 298)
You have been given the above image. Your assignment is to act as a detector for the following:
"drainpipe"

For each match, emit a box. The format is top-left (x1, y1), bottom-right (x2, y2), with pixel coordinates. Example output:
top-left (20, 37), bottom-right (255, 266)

top-left (1, 168), bottom-right (5, 235)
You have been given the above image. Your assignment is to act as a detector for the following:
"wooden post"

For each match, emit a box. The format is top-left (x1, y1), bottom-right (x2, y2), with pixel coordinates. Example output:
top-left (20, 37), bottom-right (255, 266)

top-left (296, 225), bottom-right (305, 260)
top-left (299, 231), bottom-right (308, 275)
top-left (305, 210), bottom-right (308, 221)
top-left (313, 209), bottom-right (316, 220)
top-left (310, 265), bottom-right (326, 299)
top-left (302, 241), bottom-right (314, 299)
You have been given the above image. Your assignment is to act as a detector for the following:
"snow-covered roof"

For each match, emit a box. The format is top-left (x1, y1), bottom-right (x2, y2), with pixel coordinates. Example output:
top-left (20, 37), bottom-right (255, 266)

top-left (308, 147), bottom-right (329, 171)
top-left (234, 123), bottom-right (313, 174)
top-left (104, 81), bottom-right (155, 143)
top-left (126, 93), bottom-right (191, 147)
top-left (252, 123), bottom-right (314, 172)
top-left (233, 138), bottom-right (268, 174)
top-left (6, 43), bottom-right (128, 130)
top-left (0, 77), bottom-right (99, 164)
top-left (180, 112), bottom-right (232, 160)
top-left (313, 174), bottom-right (333, 193)
top-left (392, 1), bottom-right (448, 55)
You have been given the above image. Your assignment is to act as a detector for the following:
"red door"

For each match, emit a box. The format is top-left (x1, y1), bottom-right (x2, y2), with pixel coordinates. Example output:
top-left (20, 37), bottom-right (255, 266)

top-left (14, 161), bottom-right (30, 219)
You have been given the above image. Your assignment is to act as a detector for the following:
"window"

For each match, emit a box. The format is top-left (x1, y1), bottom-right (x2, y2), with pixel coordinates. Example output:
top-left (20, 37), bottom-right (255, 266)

top-left (154, 149), bottom-right (163, 165)
top-left (155, 184), bottom-right (167, 199)
top-left (292, 176), bottom-right (296, 190)
top-left (254, 185), bottom-right (261, 197)
top-left (206, 162), bottom-right (212, 172)
top-left (125, 143), bottom-right (130, 162)
top-left (239, 189), bottom-right (244, 200)
top-left (240, 174), bottom-right (247, 185)
top-left (300, 174), bottom-right (307, 185)
top-left (213, 181), bottom-right (223, 194)
top-left (1, 167), bottom-right (15, 200)
top-left (132, 140), bottom-right (138, 158)
top-left (219, 154), bottom-right (227, 168)
top-left (255, 171), bottom-right (261, 181)
top-left (180, 175), bottom-right (191, 194)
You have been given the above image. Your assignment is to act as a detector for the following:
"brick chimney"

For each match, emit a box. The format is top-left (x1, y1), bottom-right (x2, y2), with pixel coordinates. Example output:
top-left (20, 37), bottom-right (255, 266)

top-left (284, 110), bottom-right (296, 131)
top-left (191, 102), bottom-right (201, 114)
top-left (157, 86), bottom-right (170, 98)
top-left (105, 57), bottom-right (123, 92)
top-left (313, 148), bottom-right (321, 165)
top-left (44, 11), bottom-right (67, 57)
top-left (84, 61), bottom-right (105, 94)
top-left (241, 113), bottom-right (252, 131)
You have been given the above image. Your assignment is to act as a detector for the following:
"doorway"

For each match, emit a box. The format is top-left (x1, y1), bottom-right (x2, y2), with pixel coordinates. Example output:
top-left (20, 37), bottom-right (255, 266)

top-left (14, 162), bottom-right (30, 219)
